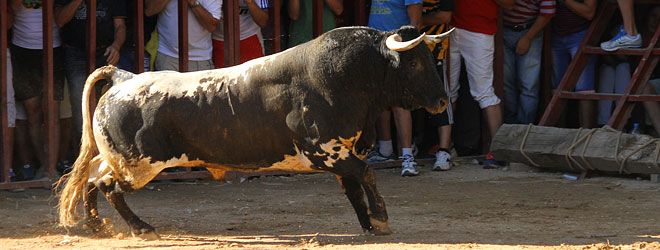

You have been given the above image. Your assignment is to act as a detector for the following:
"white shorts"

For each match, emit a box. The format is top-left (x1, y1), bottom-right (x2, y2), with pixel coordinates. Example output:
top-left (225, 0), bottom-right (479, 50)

top-left (6, 50), bottom-right (16, 128)
top-left (448, 28), bottom-right (501, 109)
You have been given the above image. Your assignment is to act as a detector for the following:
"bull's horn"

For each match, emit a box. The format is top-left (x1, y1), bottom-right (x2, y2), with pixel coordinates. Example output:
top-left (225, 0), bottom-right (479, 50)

top-left (386, 33), bottom-right (426, 52)
top-left (423, 27), bottom-right (456, 44)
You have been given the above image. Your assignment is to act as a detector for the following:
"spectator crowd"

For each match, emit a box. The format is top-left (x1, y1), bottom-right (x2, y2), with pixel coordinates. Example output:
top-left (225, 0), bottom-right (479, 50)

top-left (2, 0), bottom-right (659, 182)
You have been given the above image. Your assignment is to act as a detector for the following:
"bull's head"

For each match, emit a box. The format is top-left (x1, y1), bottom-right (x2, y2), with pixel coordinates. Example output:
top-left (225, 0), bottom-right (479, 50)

top-left (383, 27), bottom-right (453, 114)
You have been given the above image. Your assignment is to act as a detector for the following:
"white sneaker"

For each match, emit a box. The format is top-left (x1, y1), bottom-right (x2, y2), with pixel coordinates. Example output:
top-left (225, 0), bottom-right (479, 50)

top-left (600, 26), bottom-right (642, 51)
top-left (400, 155), bottom-right (419, 176)
top-left (433, 150), bottom-right (452, 171)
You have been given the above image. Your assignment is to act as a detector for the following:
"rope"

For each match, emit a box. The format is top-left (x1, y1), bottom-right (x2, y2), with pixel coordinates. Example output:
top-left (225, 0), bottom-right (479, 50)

top-left (579, 129), bottom-right (597, 170)
top-left (618, 138), bottom-right (660, 174)
top-left (519, 124), bottom-right (541, 167)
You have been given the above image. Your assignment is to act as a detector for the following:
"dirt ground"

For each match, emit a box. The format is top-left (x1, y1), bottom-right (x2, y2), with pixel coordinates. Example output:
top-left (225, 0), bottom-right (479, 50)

top-left (1, 159), bottom-right (659, 249)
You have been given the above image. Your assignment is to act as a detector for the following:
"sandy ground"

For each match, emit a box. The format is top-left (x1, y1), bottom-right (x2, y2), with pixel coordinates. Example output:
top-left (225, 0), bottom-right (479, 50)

top-left (1, 159), bottom-right (659, 249)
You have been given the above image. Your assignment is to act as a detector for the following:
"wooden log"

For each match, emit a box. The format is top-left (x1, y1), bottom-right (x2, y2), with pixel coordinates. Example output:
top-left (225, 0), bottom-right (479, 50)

top-left (491, 124), bottom-right (660, 174)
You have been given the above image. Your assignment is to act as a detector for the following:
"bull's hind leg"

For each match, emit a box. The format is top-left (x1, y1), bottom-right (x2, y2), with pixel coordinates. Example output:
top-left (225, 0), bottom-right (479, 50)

top-left (83, 182), bottom-right (103, 232)
top-left (96, 177), bottom-right (159, 240)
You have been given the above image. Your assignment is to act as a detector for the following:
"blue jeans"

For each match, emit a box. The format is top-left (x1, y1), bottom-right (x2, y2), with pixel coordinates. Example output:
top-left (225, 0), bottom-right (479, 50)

top-left (551, 29), bottom-right (596, 92)
top-left (64, 46), bottom-right (107, 138)
top-left (503, 28), bottom-right (543, 124)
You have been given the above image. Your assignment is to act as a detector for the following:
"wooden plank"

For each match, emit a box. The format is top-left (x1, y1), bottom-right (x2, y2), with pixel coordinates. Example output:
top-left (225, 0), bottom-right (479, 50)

top-left (223, 0), bottom-right (240, 66)
top-left (582, 46), bottom-right (657, 56)
top-left (270, 0), bottom-right (282, 53)
top-left (1, 0), bottom-right (10, 183)
top-left (539, 3), bottom-right (616, 126)
top-left (312, 0), bottom-right (323, 38)
top-left (178, 0), bottom-right (189, 72)
top-left (0, 179), bottom-right (52, 190)
top-left (491, 124), bottom-right (660, 174)
top-left (43, 0), bottom-right (57, 179)
top-left (134, 0), bottom-right (145, 73)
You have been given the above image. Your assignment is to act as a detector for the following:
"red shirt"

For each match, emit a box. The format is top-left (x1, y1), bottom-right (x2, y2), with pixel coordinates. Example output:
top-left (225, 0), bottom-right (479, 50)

top-left (452, 0), bottom-right (499, 35)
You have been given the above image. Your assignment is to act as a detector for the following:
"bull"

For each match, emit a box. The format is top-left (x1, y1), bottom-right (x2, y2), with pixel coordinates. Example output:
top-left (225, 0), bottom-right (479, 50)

top-left (58, 26), bottom-right (452, 239)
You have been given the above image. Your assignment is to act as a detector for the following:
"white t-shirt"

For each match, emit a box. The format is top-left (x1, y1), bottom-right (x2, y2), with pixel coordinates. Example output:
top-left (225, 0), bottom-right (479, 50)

top-left (157, 0), bottom-right (222, 61)
top-left (212, 0), bottom-right (269, 41)
top-left (11, 5), bottom-right (62, 49)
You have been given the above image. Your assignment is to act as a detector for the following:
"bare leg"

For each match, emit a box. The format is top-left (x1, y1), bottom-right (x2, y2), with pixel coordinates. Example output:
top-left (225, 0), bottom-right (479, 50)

top-left (438, 124), bottom-right (452, 150)
top-left (482, 104), bottom-right (503, 142)
top-left (618, 0), bottom-right (638, 35)
top-left (376, 110), bottom-right (392, 141)
top-left (392, 107), bottom-right (413, 149)
top-left (13, 120), bottom-right (34, 166)
top-left (643, 84), bottom-right (660, 135)
top-left (579, 100), bottom-right (596, 128)
top-left (22, 97), bottom-right (45, 166)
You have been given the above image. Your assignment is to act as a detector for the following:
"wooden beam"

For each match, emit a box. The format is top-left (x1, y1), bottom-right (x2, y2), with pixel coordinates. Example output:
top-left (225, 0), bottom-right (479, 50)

top-left (312, 0), bottom-right (323, 38)
top-left (178, 0), bottom-right (189, 72)
top-left (270, 0), bottom-right (282, 53)
top-left (134, 0), bottom-right (145, 73)
top-left (1, 0), bottom-right (10, 183)
top-left (43, 0), bottom-right (57, 179)
top-left (223, 0), bottom-right (240, 66)
top-left (87, 0), bottom-right (97, 74)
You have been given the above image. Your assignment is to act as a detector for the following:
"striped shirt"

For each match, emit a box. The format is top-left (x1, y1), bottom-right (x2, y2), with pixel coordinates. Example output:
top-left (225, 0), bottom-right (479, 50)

top-left (503, 0), bottom-right (556, 25)
top-left (422, 0), bottom-right (454, 60)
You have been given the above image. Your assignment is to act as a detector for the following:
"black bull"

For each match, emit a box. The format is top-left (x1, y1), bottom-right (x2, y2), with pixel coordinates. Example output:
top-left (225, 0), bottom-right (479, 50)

top-left (58, 26), bottom-right (450, 239)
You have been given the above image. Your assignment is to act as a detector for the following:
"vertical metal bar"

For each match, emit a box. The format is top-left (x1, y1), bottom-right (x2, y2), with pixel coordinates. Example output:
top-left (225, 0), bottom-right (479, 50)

top-left (135, 0), bottom-right (145, 73)
top-left (539, 3), bottom-right (615, 126)
top-left (87, 0), bottom-right (97, 74)
top-left (43, 0), bottom-right (57, 179)
top-left (223, 0), bottom-right (240, 66)
top-left (607, 23), bottom-right (660, 129)
top-left (178, 0), bottom-right (189, 72)
top-left (355, 0), bottom-right (367, 26)
top-left (312, 0), bottom-right (323, 38)
top-left (1, 0), bottom-right (10, 183)
top-left (493, 7), bottom-right (504, 99)
top-left (271, 0), bottom-right (281, 53)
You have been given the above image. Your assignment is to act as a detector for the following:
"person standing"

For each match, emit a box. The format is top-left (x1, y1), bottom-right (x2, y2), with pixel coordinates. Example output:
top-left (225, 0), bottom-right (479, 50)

top-left (502, 0), bottom-right (555, 125)
top-left (366, 0), bottom-right (423, 177)
top-left (448, 0), bottom-right (514, 168)
top-left (287, 0), bottom-right (343, 48)
top-left (212, 0), bottom-right (269, 68)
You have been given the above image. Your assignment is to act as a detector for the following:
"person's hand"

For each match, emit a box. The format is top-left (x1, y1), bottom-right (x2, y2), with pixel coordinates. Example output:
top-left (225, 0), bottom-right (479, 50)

top-left (516, 36), bottom-right (531, 55)
top-left (104, 45), bottom-right (121, 66)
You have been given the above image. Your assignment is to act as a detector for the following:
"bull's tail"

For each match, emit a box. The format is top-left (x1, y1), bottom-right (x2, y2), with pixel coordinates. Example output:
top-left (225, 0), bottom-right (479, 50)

top-left (58, 65), bottom-right (119, 227)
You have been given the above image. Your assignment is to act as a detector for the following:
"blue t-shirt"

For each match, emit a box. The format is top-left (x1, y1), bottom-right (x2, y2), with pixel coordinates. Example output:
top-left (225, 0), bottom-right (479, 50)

top-left (368, 0), bottom-right (423, 31)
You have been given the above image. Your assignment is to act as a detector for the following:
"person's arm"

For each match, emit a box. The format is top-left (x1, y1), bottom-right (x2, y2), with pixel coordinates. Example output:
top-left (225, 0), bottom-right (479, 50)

top-left (287, 0), bottom-right (300, 20)
top-left (516, 15), bottom-right (552, 54)
top-left (407, 3), bottom-right (422, 28)
top-left (54, 0), bottom-right (84, 27)
top-left (563, 0), bottom-right (597, 20)
top-left (247, 0), bottom-right (269, 28)
top-left (325, 0), bottom-right (343, 16)
top-left (105, 18), bottom-right (126, 65)
top-left (145, 0), bottom-right (170, 17)
top-left (189, 0), bottom-right (220, 32)
top-left (494, 0), bottom-right (515, 10)
top-left (422, 10), bottom-right (452, 26)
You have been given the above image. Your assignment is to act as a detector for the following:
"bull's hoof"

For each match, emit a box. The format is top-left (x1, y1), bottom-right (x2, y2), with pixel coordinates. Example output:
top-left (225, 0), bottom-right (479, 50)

top-left (132, 228), bottom-right (160, 241)
top-left (369, 218), bottom-right (392, 236)
top-left (83, 218), bottom-right (104, 232)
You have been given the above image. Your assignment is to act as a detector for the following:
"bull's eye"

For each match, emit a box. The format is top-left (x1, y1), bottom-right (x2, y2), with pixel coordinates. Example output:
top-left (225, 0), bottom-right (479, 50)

top-left (410, 61), bottom-right (417, 68)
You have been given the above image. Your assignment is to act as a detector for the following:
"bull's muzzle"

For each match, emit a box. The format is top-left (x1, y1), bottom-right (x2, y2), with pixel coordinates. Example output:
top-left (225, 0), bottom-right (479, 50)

top-left (424, 99), bottom-right (449, 115)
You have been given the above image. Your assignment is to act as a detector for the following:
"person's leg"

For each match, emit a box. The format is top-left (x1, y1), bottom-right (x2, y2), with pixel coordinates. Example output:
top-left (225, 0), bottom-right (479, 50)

top-left (618, 0), bottom-right (638, 36)
top-left (239, 35), bottom-right (265, 64)
top-left (21, 97), bottom-right (43, 178)
top-left (392, 107), bottom-right (417, 176)
top-left (448, 29), bottom-right (463, 104)
top-left (565, 30), bottom-right (597, 128)
top-left (366, 110), bottom-right (395, 163)
top-left (597, 64), bottom-right (616, 125)
top-left (601, 0), bottom-right (641, 51)
top-left (502, 29), bottom-right (520, 124)
top-left (64, 46), bottom-right (90, 144)
top-left (154, 52), bottom-right (180, 71)
top-left (212, 39), bottom-right (225, 68)
top-left (516, 33), bottom-right (543, 124)
top-left (643, 79), bottom-right (660, 135)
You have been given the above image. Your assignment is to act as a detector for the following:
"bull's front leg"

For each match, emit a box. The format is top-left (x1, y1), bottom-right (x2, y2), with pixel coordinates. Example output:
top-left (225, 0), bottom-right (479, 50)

top-left (331, 157), bottom-right (391, 235)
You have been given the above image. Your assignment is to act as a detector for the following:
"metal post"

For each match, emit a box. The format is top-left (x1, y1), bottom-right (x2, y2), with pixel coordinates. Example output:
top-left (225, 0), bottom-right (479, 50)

top-left (135, 0), bottom-right (145, 73)
top-left (355, 0), bottom-right (367, 26)
top-left (178, 0), bottom-right (189, 72)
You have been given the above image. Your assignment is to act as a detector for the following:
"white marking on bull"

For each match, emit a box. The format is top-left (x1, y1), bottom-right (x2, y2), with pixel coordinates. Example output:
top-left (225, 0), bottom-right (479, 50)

top-left (313, 131), bottom-right (362, 168)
